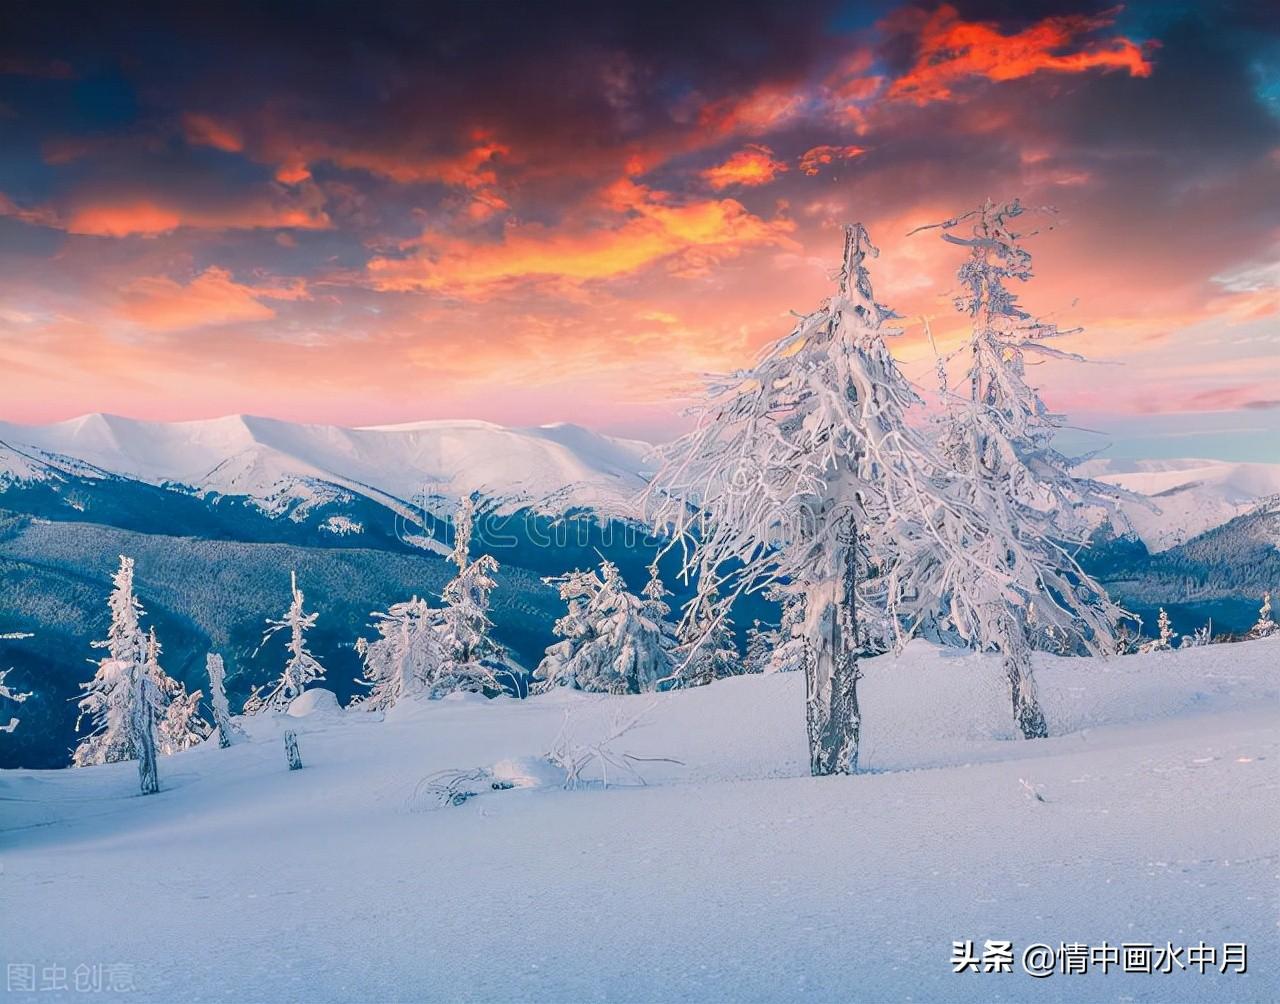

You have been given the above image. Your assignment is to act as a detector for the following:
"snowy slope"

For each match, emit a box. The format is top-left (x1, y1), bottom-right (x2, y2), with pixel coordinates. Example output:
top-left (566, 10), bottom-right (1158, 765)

top-left (1078, 457), bottom-right (1280, 551)
top-left (0, 414), bottom-right (654, 520)
top-left (5, 416), bottom-right (1273, 546)
top-left (3, 639), bottom-right (1277, 1002)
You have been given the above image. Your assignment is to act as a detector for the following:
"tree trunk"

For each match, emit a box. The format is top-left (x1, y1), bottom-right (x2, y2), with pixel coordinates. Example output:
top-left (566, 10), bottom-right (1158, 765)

top-left (1001, 612), bottom-right (1048, 740)
top-left (284, 730), bottom-right (303, 770)
top-left (136, 709), bottom-right (159, 795)
top-left (805, 518), bottom-right (862, 776)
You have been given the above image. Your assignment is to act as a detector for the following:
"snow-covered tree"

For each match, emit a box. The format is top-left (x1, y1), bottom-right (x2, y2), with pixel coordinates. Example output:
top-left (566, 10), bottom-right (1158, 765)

top-left (534, 559), bottom-right (675, 694)
top-left (0, 666), bottom-right (31, 734)
top-left (761, 587), bottom-right (809, 675)
top-left (143, 627), bottom-right (208, 754)
top-left (1249, 592), bottom-right (1276, 639)
top-left (671, 592), bottom-right (739, 687)
top-left (640, 562), bottom-right (681, 669)
top-left (909, 200), bottom-right (1130, 738)
top-left (72, 556), bottom-right (161, 793)
top-left (532, 568), bottom-right (602, 693)
top-left (436, 497), bottom-right (502, 694)
top-left (205, 652), bottom-right (244, 748)
top-left (1140, 608), bottom-right (1177, 653)
top-left (743, 619), bottom-right (776, 675)
top-left (357, 596), bottom-right (451, 708)
top-left (247, 571), bottom-right (326, 714)
top-left (647, 224), bottom-right (958, 774)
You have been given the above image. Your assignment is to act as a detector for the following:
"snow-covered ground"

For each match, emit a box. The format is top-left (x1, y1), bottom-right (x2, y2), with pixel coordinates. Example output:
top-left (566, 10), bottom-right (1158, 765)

top-left (3, 639), bottom-right (1276, 1002)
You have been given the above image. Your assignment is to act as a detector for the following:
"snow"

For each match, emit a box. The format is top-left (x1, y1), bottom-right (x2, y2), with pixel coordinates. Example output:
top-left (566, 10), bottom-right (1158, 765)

top-left (3, 638), bottom-right (1277, 1002)
top-left (287, 688), bottom-right (341, 717)
top-left (5, 413), bottom-right (1275, 545)
top-left (1078, 457), bottom-right (1280, 550)
top-left (319, 515), bottom-right (362, 536)
top-left (0, 414), bottom-right (654, 519)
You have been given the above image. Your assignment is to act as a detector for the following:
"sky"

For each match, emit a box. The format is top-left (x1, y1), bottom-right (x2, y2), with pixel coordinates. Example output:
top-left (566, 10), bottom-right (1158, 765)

top-left (0, 0), bottom-right (1277, 454)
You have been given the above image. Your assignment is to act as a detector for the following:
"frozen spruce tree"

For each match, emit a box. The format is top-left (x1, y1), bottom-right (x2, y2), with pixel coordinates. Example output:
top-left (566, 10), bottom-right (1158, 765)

top-left (534, 558), bottom-right (674, 694)
top-left (910, 200), bottom-right (1129, 739)
top-left (144, 627), bottom-right (208, 754)
top-left (743, 620), bottom-right (777, 675)
top-left (435, 497), bottom-right (502, 693)
top-left (205, 652), bottom-right (244, 748)
top-left (532, 568), bottom-right (603, 693)
top-left (72, 556), bottom-right (161, 793)
top-left (247, 570), bottom-right (325, 713)
top-left (761, 587), bottom-right (810, 675)
top-left (1249, 592), bottom-right (1276, 639)
top-left (647, 224), bottom-right (952, 774)
top-left (357, 596), bottom-right (450, 708)
top-left (1140, 608), bottom-right (1177, 653)
top-left (671, 592), bottom-right (740, 687)
top-left (640, 563), bottom-right (681, 670)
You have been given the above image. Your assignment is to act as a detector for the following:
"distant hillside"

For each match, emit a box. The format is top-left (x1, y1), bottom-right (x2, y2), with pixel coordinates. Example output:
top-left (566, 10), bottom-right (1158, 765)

top-left (1082, 496), bottom-right (1280, 637)
top-left (1078, 457), bottom-right (1280, 551)
top-left (0, 413), bottom-right (654, 522)
top-left (0, 510), bottom-right (714, 770)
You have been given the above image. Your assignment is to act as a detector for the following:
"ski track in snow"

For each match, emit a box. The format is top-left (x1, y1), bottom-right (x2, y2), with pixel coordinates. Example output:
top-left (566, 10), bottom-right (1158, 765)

top-left (2, 639), bottom-right (1278, 1003)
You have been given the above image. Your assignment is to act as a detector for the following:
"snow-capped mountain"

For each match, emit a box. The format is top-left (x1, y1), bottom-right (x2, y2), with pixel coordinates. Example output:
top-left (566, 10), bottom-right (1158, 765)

top-left (0, 414), bottom-right (654, 522)
top-left (3, 415), bottom-right (1277, 552)
top-left (1078, 457), bottom-right (1280, 551)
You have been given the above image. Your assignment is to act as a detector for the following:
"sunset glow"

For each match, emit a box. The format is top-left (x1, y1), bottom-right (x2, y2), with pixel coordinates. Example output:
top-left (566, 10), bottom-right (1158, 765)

top-left (0, 1), bottom-right (1276, 439)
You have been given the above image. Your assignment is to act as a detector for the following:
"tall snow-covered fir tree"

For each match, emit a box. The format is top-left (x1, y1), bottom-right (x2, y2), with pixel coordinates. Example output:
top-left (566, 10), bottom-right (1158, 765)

top-left (671, 591), bottom-right (739, 687)
top-left (640, 562), bottom-right (681, 673)
top-left (435, 497), bottom-right (502, 694)
top-left (356, 596), bottom-right (450, 708)
top-left (909, 199), bottom-right (1129, 739)
top-left (205, 652), bottom-right (243, 748)
top-left (534, 558), bottom-right (676, 694)
top-left (647, 224), bottom-right (958, 774)
top-left (532, 568), bottom-right (601, 693)
top-left (246, 570), bottom-right (326, 714)
top-left (72, 556), bottom-right (161, 793)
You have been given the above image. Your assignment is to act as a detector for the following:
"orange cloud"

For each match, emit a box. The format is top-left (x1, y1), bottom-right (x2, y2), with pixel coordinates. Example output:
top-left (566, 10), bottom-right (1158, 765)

top-left (798, 145), bottom-right (866, 176)
top-left (367, 178), bottom-right (795, 296)
top-left (254, 126), bottom-right (510, 191)
top-left (117, 267), bottom-right (308, 332)
top-left (888, 4), bottom-right (1154, 105)
top-left (702, 145), bottom-right (788, 189)
top-left (182, 113), bottom-right (244, 153)
top-left (698, 83), bottom-right (808, 137)
top-left (62, 192), bottom-right (330, 237)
